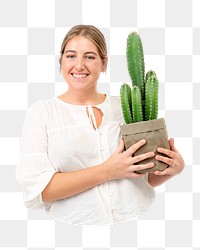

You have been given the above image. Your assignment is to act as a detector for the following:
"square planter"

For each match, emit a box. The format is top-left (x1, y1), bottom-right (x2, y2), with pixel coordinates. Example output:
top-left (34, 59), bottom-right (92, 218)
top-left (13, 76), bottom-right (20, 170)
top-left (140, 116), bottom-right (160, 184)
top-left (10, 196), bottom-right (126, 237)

top-left (120, 118), bottom-right (170, 174)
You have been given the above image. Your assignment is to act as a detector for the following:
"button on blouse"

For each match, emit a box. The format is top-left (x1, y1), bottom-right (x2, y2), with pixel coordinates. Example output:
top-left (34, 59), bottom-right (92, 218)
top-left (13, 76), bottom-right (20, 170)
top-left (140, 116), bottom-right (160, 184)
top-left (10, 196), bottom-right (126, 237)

top-left (16, 95), bottom-right (155, 225)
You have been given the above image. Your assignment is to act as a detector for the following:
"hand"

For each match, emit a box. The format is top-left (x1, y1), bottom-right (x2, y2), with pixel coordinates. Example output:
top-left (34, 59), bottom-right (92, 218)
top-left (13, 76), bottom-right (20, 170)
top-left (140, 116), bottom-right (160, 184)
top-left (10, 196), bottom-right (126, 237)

top-left (102, 139), bottom-right (155, 180)
top-left (154, 138), bottom-right (185, 176)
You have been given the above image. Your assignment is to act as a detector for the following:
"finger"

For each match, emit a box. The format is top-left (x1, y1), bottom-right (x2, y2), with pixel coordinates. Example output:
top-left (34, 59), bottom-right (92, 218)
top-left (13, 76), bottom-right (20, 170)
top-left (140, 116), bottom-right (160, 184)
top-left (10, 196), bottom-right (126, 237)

top-left (130, 162), bottom-right (155, 172)
top-left (155, 154), bottom-right (173, 166)
top-left (115, 139), bottom-right (125, 154)
top-left (169, 138), bottom-right (178, 153)
top-left (132, 151), bottom-right (155, 164)
top-left (157, 147), bottom-right (175, 158)
top-left (154, 168), bottom-right (171, 175)
top-left (126, 139), bottom-right (146, 156)
top-left (169, 138), bottom-right (174, 149)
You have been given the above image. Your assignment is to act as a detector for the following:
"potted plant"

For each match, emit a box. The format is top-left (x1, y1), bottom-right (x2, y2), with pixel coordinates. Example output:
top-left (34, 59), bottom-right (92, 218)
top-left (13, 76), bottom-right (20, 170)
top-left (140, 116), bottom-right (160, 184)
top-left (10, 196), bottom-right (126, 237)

top-left (120, 32), bottom-right (170, 174)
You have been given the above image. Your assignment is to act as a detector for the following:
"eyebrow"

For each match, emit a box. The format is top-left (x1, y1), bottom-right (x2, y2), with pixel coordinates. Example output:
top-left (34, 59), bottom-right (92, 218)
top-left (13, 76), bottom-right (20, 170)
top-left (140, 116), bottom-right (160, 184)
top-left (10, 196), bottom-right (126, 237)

top-left (64, 50), bottom-right (98, 56)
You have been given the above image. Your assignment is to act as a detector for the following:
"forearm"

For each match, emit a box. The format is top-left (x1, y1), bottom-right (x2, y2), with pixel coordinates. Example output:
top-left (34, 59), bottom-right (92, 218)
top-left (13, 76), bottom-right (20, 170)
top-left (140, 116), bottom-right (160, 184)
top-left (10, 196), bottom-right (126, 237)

top-left (42, 138), bottom-right (160, 202)
top-left (148, 172), bottom-right (173, 187)
top-left (42, 164), bottom-right (108, 202)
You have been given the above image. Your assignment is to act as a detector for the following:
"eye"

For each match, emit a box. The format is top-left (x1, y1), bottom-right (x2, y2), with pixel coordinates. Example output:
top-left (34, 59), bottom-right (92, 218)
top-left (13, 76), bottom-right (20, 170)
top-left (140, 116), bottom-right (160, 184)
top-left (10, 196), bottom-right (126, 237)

top-left (85, 55), bottom-right (95, 60)
top-left (66, 54), bottom-right (75, 59)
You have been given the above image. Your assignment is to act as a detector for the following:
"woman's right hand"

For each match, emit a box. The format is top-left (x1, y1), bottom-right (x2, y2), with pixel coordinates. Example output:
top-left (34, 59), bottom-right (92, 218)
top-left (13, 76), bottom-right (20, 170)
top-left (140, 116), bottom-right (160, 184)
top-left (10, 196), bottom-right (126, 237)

top-left (102, 139), bottom-right (155, 181)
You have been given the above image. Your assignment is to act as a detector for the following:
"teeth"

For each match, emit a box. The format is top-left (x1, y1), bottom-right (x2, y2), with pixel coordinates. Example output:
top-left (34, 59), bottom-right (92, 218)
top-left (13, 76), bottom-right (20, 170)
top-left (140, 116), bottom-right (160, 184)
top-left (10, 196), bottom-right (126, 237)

top-left (72, 73), bottom-right (88, 78)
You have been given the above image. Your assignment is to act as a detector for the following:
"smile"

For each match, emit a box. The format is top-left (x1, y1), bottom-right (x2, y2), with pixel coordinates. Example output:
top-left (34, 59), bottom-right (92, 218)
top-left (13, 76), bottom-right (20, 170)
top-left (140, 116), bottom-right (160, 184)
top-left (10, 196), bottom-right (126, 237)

top-left (72, 73), bottom-right (89, 78)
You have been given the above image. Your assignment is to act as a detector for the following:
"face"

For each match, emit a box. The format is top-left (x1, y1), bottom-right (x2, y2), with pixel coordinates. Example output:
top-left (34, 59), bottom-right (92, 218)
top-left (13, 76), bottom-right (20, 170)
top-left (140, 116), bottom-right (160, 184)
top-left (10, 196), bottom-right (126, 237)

top-left (61, 36), bottom-right (105, 92)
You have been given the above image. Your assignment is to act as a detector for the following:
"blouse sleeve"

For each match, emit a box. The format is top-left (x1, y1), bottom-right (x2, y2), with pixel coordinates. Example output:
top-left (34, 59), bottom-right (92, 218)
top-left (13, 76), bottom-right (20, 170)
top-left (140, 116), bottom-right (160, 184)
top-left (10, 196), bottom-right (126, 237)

top-left (16, 101), bottom-right (57, 209)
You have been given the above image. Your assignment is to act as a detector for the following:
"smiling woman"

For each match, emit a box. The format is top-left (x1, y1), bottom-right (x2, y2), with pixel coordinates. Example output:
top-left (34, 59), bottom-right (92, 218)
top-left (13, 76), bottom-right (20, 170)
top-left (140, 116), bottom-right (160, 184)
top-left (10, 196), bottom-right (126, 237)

top-left (16, 25), bottom-right (184, 225)
top-left (60, 35), bottom-right (105, 97)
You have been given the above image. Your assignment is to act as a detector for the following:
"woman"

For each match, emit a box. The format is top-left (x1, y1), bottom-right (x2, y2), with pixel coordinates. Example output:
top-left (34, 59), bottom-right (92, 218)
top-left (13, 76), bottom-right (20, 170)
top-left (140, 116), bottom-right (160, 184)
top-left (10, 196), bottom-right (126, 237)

top-left (16, 25), bottom-right (184, 225)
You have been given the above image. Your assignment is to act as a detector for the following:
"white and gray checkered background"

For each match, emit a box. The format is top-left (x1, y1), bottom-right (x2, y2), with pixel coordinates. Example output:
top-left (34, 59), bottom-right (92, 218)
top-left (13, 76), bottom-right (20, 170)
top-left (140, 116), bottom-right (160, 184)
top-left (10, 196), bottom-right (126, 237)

top-left (0, 0), bottom-right (199, 249)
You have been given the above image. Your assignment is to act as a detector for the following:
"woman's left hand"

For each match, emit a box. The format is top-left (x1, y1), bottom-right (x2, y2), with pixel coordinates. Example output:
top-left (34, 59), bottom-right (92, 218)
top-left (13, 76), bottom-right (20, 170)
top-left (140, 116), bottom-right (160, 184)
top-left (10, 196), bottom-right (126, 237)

top-left (154, 138), bottom-right (185, 176)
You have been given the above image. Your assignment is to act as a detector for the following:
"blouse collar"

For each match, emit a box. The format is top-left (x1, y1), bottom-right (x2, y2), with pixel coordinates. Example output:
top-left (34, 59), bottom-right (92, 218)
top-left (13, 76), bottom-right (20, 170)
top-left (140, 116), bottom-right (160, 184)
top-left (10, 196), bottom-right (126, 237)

top-left (54, 95), bottom-right (109, 109)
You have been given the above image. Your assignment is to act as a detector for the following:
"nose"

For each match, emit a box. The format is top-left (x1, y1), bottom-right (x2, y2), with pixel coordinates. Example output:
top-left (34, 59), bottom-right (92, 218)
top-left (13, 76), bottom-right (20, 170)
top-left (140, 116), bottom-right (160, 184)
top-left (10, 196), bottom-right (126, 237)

top-left (75, 57), bottom-right (85, 71)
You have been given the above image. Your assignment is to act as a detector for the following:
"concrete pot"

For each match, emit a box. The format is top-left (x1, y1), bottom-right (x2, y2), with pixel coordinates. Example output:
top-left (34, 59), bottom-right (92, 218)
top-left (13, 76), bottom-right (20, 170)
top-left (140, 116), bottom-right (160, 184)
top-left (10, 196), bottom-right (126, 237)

top-left (120, 118), bottom-right (170, 174)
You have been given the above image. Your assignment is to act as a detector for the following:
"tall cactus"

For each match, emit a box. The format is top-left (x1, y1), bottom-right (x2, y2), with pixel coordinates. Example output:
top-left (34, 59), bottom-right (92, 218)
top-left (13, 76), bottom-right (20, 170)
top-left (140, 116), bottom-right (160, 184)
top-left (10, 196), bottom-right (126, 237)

top-left (126, 32), bottom-right (145, 99)
top-left (120, 32), bottom-right (159, 124)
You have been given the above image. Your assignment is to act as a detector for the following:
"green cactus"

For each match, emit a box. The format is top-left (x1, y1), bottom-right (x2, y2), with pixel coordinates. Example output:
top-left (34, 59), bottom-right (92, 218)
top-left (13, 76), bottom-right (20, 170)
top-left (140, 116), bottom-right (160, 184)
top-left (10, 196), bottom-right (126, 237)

top-left (132, 86), bottom-right (143, 122)
top-left (145, 73), bottom-right (158, 120)
top-left (120, 32), bottom-right (159, 124)
top-left (146, 70), bottom-right (157, 82)
top-left (120, 83), bottom-right (132, 124)
top-left (126, 32), bottom-right (145, 98)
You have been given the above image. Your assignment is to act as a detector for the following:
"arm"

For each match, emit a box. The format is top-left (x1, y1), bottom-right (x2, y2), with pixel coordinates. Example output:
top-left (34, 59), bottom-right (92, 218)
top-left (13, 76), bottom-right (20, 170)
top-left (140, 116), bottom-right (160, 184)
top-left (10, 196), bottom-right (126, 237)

top-left (42, 164), bottom-right (107, 202)
top-left (42, 139), bottom-right (155, 202)
top-left (18, 102), bottom-right (154, 207)
top-left (148, 138), bottom-right (185, 187)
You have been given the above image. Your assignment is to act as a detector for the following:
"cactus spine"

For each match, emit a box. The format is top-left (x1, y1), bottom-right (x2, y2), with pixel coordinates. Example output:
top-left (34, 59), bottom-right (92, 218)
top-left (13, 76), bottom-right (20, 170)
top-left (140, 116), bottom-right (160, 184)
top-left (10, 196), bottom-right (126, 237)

top-left (120, 32), bottom-right (159, 124)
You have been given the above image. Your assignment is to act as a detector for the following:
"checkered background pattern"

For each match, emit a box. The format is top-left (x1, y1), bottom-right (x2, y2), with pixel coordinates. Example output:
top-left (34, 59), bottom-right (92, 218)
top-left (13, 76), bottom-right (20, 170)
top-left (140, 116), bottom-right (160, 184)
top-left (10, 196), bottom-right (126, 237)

top-left (0, 0), bottom-right (199, 249)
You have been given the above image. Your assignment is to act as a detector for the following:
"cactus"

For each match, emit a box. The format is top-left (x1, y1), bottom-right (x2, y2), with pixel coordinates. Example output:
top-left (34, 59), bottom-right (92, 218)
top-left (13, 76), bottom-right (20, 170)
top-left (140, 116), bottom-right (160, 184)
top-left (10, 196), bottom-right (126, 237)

top-left (132, 86), bottom-right (143, 122)
top-left (145, 72), bottom-right (158, 120)
top-left (120, 83), bottom-right (132, 124)
top-left (120, 32), bottom-right (159, 124)
top-left (126, 32), bottom-right (145, 98)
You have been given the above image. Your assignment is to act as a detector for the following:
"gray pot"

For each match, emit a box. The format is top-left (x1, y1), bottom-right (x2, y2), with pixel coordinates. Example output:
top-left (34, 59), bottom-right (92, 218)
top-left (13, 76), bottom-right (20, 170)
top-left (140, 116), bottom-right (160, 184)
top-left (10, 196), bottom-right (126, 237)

top-left (120, 118), bottom-right (170, 174)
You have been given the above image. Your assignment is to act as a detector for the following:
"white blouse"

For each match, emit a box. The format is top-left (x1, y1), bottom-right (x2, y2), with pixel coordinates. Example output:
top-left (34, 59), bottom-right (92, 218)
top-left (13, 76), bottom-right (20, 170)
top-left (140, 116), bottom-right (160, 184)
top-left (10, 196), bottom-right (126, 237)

top-left (16, 95), bottom-right (155, 225)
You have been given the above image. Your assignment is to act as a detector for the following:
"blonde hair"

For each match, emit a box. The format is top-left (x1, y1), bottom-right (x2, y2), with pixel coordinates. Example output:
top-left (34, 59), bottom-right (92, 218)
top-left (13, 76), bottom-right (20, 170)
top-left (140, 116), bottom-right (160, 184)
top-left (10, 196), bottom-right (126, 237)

top-left (59, 25), bottom-right (108, 71)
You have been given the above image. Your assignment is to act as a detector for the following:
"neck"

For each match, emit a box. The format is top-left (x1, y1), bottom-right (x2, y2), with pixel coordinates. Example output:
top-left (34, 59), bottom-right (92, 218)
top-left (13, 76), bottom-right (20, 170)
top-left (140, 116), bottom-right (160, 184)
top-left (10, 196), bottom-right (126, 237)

top-left (60, 89), bottom-right (105, 106)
